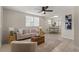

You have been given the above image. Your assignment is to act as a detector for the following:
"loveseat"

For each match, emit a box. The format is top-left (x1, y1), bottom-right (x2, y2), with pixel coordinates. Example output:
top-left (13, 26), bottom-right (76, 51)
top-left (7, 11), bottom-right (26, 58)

top-left (16, 27), bottom-right (40, 40)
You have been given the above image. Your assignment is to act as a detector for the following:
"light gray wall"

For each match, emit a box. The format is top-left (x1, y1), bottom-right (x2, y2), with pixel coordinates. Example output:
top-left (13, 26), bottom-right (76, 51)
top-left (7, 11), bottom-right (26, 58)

top-left (0, 6), bottom-right (3, 47)
top-left (3, 9), bottom-right (26, 43)
top-left (3, 8), bottom-right (46, 43)
top-left (60, 7), bottom-right (74, 40)
top-left (74, 7), bottom-right (79, 47)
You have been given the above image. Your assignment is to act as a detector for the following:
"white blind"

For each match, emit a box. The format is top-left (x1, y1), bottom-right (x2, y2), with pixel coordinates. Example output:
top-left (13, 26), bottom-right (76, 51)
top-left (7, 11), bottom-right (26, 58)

top-left (26, 16), bottom-right (39, 27)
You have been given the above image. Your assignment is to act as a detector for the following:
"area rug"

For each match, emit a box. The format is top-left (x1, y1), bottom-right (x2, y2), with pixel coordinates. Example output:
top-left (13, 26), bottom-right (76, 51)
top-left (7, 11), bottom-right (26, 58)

top-left (36, 38), bottom-right (61, 52)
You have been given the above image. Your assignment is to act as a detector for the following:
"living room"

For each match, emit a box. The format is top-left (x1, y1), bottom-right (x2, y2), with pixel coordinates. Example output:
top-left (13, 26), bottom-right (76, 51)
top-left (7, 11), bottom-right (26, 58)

top-left (0, 6), bottom-right (79, 52)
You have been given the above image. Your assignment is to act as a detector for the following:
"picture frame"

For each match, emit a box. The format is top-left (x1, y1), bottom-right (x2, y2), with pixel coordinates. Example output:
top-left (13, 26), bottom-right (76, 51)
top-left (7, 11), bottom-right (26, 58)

top-left (65, 14), bottom-right (72, 30)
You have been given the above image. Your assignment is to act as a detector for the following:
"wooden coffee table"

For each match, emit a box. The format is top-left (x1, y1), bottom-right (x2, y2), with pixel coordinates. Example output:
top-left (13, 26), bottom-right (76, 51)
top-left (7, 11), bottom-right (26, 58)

top-left (31, 36), bottom-right (45, 45)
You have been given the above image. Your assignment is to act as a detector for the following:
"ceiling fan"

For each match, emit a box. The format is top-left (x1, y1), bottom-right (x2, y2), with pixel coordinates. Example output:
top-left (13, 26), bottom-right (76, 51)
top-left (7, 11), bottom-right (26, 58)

top-left (39, 6), bottom-right (53, 14)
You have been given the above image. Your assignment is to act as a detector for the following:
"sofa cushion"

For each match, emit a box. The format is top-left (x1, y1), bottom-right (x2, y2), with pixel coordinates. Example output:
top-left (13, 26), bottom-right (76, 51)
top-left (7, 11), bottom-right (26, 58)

top-left (17, 28), bottom-right (24, 34)
top-left (16, 33), bottom-right (31, 40)
top-left (23, 29), bottom-right (30, 34)
top-left (11, 41), bottom-right (37, 52)
top-left (30, 33), bottom-right (39, 37)
top-left (30, 27), bottom-right (39, 33)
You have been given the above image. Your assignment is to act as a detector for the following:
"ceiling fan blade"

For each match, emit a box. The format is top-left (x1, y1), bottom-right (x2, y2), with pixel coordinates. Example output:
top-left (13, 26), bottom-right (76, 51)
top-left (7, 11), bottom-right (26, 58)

top-left (45, 6), bottom-right (48, 9)
top-left (38, 10), bottom-right (42, 13)
top-left (45, 10), bottom-right (53, 12)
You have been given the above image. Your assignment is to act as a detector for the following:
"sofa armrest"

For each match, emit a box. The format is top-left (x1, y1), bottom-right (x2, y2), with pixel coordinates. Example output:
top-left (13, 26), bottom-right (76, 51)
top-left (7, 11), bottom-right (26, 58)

top-left (16, 32), bottom-right (21, 40)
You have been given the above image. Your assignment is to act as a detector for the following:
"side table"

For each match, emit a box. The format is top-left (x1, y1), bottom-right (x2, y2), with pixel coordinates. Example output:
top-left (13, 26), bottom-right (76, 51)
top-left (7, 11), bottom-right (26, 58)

top-left (31, 36), bottom-right (45, 45)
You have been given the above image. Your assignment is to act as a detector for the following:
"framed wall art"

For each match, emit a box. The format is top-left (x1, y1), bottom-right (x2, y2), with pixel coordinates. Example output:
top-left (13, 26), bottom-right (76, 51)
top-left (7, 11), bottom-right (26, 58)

top-left (65, 14), bottom-right (72, 30)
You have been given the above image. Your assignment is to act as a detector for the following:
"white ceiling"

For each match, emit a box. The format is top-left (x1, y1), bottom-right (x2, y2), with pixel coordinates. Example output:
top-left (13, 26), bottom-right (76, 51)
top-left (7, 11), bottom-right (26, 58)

top-left (3, 6), bottom-right (57, 16)
top-left (3, 6), bottom-right (45, 16)
top-left (3, 6), bottom-right (74, 17)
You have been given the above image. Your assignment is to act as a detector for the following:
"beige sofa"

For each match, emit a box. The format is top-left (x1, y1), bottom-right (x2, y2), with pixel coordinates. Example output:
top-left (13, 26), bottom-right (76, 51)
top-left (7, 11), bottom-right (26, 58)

top-left (11, 41), bottom-right (37, 52)
top-left (16, 27), bottom-right (39, 40)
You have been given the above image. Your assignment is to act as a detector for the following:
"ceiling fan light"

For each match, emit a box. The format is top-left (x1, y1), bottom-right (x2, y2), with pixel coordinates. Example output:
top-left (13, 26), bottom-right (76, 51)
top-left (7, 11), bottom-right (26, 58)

top-left (41, 11), bottom-right (46, 14)
top-left (53, 16), bottom-right (59, 18)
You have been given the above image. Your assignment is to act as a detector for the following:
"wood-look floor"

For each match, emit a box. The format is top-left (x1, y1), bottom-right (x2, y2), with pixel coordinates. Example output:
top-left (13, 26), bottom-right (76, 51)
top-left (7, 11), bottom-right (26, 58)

top-left (0, 34), bottom-right (79, 52)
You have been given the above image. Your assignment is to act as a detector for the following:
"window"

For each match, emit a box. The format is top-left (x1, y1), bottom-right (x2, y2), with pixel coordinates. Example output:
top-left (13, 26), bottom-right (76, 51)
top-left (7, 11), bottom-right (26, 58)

top-left (25, 16), bottom-right (39, 27)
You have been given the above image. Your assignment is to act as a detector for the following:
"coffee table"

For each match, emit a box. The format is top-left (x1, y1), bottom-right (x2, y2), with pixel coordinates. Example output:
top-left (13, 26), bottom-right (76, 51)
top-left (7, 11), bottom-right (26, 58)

top-left (31, 36), bottom-right (45, 45)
